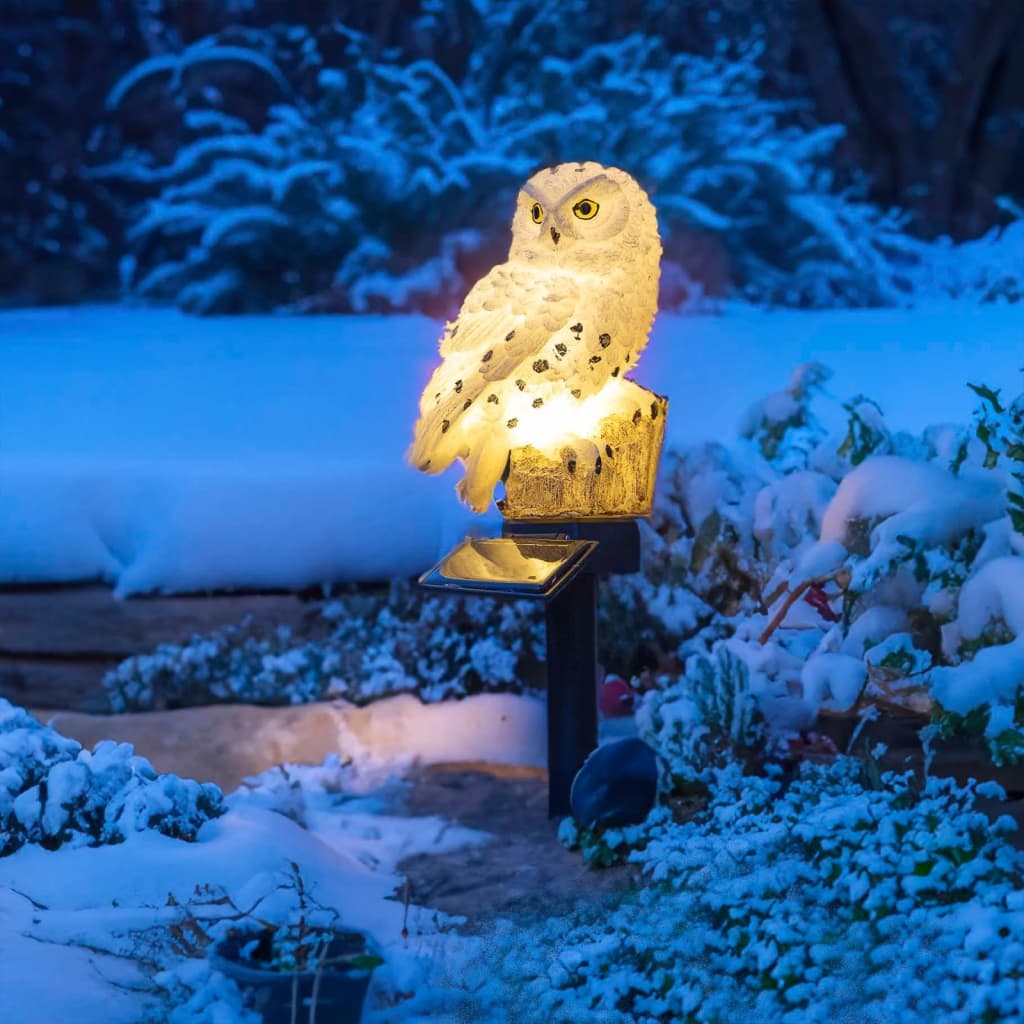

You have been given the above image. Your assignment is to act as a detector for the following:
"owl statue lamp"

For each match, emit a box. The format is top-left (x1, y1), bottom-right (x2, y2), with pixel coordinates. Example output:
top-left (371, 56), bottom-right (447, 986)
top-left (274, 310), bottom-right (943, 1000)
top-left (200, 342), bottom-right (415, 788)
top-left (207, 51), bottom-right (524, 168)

top-left (409, 161), bottom-right (666, 520)
top-left (411, 162), bottom-right (666, 818)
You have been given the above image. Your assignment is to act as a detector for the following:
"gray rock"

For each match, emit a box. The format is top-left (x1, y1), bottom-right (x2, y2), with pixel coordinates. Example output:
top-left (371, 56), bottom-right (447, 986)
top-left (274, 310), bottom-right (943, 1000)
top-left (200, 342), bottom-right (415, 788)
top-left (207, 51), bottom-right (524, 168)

top-left (570, 737), bottom-right (659, 831)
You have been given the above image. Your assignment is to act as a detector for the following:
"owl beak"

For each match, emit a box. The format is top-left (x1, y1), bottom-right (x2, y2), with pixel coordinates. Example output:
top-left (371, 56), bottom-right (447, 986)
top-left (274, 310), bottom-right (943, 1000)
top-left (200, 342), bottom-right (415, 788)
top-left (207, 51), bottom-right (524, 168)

top-left (550, 225), bottom-right (561, 246)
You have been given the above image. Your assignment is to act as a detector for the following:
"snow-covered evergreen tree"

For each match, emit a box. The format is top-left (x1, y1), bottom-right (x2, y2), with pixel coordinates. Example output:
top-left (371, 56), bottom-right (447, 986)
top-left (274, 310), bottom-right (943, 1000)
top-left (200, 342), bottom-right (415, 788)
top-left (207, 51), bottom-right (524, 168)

top-left (101, 14), bottom-right (921, 315)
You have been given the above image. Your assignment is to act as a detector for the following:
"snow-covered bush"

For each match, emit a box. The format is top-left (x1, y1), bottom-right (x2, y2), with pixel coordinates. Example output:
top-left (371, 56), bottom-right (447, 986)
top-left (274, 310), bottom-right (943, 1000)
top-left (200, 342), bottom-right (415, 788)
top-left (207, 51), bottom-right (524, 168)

top-left (908, 209), bottom-right (1024, 304)
top-left (103, 584), bottom-right (544, 711)
top-left (929, 555), bottom-right (1024, 766)
top-left (482, 759), bottom-right (1024, 1024)
top-left (627, 364), bottom-right (1024, 766)
top-left (0, 700), bottom-right (223, 856)
top-left (637, 647), bottom-right (767, 788)
top-left (104, 15), bottom-right (918, 315)
top-left (921, 380), bottom-right (1024, 762)
top-left (793, 376), bottom-right (1024, 761)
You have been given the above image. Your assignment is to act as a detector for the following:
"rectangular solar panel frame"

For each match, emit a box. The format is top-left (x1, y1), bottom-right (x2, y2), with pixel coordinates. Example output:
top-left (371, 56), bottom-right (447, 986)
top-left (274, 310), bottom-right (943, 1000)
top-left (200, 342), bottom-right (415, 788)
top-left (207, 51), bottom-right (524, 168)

top-left (418, 535), bottom-right (598, 600)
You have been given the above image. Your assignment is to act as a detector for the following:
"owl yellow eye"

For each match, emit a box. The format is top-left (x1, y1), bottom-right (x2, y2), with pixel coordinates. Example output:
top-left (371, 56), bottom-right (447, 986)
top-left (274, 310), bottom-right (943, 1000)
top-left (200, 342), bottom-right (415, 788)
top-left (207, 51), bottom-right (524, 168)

top-left (573, 199), bottom-right (599, 220)
top-left (530, 203), bottom-right (544, 224)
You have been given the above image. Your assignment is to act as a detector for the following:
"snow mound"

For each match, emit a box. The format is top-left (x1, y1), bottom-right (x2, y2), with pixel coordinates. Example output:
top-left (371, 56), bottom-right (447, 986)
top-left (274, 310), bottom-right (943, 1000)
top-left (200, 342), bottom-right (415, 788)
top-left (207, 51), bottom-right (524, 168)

top-left (2, 304), bottom-right (1022, 593)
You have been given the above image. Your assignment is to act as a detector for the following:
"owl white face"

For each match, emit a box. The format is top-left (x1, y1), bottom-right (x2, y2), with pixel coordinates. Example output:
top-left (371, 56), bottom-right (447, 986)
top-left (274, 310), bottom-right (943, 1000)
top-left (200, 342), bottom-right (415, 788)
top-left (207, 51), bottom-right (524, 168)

top-left (508, 162), bottom-right (651, 264)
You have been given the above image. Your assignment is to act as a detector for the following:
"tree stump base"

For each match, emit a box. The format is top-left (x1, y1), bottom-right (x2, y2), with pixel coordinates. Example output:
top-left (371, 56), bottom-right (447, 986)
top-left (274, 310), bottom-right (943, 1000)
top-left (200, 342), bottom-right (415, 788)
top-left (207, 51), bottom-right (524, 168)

top-left (499, 386), bottom-right (667, 520)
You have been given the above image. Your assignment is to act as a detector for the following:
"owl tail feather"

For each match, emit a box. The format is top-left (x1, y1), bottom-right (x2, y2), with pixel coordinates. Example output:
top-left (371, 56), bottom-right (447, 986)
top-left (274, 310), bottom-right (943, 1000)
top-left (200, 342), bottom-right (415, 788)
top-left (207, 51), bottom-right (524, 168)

top-left (456, 436), bottom-right (510, 514)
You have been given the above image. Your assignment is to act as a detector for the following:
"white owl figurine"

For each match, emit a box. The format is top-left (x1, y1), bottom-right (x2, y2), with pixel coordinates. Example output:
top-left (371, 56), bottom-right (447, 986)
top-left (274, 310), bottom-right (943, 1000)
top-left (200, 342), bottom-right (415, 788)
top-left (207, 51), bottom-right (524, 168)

top-left (409, 161), bottom-right (662, 513)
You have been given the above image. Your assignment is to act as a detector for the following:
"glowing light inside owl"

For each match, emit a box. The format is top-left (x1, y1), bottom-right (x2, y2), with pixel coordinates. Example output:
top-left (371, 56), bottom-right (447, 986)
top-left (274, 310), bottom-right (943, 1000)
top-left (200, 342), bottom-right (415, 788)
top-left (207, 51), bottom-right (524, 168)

top-left (409, 161), bottom-right (663, 515)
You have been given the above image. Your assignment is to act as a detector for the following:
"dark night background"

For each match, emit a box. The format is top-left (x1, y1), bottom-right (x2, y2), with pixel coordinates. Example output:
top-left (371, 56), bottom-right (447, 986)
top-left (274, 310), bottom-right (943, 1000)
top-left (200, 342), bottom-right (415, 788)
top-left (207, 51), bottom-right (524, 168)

top-left (3, 0), bottom-right (1023, 316)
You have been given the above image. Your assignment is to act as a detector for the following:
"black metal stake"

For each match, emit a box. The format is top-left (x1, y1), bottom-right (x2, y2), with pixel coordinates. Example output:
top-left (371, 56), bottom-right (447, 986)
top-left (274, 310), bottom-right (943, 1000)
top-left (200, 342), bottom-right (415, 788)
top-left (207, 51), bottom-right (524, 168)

top-left (544, 570), bottom-right (599, 817)
top-left (422, 518), bottom-right (642, 819)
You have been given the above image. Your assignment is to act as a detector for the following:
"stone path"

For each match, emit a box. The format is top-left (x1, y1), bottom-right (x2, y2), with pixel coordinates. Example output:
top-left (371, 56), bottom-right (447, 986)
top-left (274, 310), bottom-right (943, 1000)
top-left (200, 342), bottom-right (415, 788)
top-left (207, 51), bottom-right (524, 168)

top-left (395, 764), bottom-right (640, 929)
top-left (19, 699), bottom-right (1024, 929)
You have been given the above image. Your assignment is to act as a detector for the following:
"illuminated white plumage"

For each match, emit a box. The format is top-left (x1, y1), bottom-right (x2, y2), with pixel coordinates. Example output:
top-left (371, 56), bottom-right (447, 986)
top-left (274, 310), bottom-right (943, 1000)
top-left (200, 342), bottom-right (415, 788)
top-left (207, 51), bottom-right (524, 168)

top-left (409, 161), bottom-right (662, 512)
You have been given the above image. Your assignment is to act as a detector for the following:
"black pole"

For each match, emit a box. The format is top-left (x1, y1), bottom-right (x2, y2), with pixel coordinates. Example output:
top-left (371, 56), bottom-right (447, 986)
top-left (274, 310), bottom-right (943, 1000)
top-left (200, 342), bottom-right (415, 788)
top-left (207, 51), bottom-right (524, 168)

top-left (544, 570), bottom-right (599, 817)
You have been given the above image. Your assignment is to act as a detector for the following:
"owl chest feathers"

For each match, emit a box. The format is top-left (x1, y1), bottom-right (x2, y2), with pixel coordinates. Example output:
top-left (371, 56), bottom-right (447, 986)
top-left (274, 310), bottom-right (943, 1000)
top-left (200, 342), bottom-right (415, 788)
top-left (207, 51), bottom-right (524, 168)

top-left (412, 260), bottom-right (655, 474)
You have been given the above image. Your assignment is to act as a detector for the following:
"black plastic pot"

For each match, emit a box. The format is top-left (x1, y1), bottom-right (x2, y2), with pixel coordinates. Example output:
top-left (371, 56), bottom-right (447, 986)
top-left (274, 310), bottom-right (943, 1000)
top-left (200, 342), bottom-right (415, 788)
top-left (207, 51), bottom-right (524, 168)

top-left (210, 929), bottom-right (376, 1024)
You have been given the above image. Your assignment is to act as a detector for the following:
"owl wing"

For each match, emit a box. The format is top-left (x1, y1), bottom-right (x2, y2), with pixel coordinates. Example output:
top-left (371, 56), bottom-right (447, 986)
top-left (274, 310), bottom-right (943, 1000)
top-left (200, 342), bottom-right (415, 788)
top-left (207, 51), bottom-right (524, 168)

top-left (410, 266), bottom-right (579, 471)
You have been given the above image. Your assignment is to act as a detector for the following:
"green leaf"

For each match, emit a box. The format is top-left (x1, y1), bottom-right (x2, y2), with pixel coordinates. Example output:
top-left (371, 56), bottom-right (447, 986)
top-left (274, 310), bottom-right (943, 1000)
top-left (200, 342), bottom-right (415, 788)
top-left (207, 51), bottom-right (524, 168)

top-left (340, 953), bottom-right (385, 971)
top-left (689, 509), bottom-right (721, 575)
top-left (950, 439), bottom-right (969, 475)
top-left (967, 382), bottom-right (1004, 413)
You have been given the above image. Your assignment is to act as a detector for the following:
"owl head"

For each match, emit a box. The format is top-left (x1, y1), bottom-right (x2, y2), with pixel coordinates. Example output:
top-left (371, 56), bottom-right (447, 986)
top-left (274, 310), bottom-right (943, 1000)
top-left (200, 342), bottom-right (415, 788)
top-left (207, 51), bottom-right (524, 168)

top-left (508, 161), bottom-right (660, 269)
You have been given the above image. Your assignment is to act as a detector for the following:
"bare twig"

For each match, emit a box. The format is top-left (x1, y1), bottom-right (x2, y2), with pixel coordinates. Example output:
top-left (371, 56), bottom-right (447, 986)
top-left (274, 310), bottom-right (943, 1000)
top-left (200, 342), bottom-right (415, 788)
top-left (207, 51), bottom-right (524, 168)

top-left (762, 579), bottom-right (789, 611)
top-left (758, 572), bottom-right (839, 645)
top-left (5, 885), bottom-right (49, 911)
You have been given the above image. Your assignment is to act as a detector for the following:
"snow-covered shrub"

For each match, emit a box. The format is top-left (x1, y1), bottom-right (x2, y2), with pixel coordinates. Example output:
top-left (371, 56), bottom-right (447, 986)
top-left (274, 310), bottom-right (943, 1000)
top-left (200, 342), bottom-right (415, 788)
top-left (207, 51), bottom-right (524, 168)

top-left (929, 557), bottom-right (1024, 766)
top-left (625, 364), bottom-right (1024, 767)
top-left (791, 375), bottom-right (1024, 761)
top-left (481, 759), bottom-right (1024, 1024)
top-left (104, 15), bottom-right (917, 315)
top-left (739, 362), bottom-right (832, 471)
top-left (0, 700), bottom-right (223, 856)
top-left (103, 584), bottom-right (544, 711)
top-left (795, 454), bottom-right (1009, 710)
top-left (908, 212), bottom-right (1024, 304)
top-left (637, 647), bottom-right (767, 788)
top-left (915, 384), bottom-right (1024, 761)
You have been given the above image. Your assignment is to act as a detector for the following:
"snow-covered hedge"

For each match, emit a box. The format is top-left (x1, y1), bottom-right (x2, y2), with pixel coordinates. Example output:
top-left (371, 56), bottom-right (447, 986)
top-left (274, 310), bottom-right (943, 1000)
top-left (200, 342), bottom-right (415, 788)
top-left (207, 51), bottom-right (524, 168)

top-left (482, 759), bottom-right (1024, 1024)
top-left (103, 18), bottom-right (921, 315)
top-left (103, 585), bottom-right (544, 711)
top-left (0, 700), bottom-right (223, 856)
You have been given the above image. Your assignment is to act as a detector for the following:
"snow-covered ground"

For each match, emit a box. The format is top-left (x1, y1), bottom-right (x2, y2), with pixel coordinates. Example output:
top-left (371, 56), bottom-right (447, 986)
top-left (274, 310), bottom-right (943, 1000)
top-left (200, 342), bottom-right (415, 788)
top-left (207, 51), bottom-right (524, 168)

top-left (2, 303), bottom-right (1021, 593)
top-left (3, 691), bottom-right (1022, 1024)
top-left (0, 694), bottom-right (535, 1024)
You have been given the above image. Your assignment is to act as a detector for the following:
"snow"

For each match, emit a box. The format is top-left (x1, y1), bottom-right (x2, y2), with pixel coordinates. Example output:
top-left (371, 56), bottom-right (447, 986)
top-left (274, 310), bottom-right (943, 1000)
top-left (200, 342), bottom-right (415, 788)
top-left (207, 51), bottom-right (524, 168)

top-left (791, 538), bottom-right (847, 585)
top-left (339, 692), bottom-right (546, 770)
top-left (0, 692), bottom-right (542, 1024)
top-left (2, 303), bottom-right (1021, 593)
top-left (106, 42), bottom-right (291, 113)
top-left (928, 558), bottom-right (1024, 715)
top-left (955, 555), bottom-right (1024, 639)
top-left (800, 651), bottom-right (867, 709)
top-left (820, 455), bottom-right (1006, 593)
top-left (931, 642), bottom-right (1024, 716)
top-left (821, 455), bottom-right (1005, 549)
